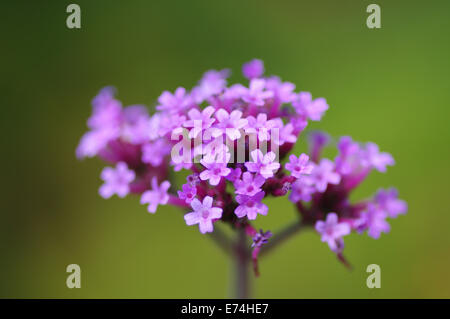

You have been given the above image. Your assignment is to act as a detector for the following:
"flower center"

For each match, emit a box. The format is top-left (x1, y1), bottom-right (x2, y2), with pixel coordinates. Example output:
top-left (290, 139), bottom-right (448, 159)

top-left (246, 185), bottom-right (254, 192)
top-left (202, 210), bottom-right (209, 219)
top-left (246, 200), bottom-right (255, 208)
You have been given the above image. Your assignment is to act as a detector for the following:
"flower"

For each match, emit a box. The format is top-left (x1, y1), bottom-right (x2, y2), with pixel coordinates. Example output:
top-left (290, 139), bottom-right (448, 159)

top-left (177, 183), bottom-right (197, 204)
top-left (245, 113), bottom-right (277, 141)
top-left (271, 120), bottom-right (297, 146)
top-left (306, 158), bottom-right (341, 192)
top-left (315, 213), bottom-right (351, 253)
top-left (183, 106), bottom-right (216, 138)
top-left (141, 139), bottom-right (171, 166)
top-left (140, 177), bottom-right (171, 213)
top-left (213, 109), bottom-right (248, 140)
top-left (285, 154), bottom-right (314, 178)
top-left (242, 59), bottom-right (264, 79)
top-left (293, 92), bottom-right (328, 121)
top-left (99, 162), bottom-right (135, 198)
top-left (78, 60), bottom-right (407, 273)
top-left (245, 150), bottom-right (280, 178)
top-left (364, 142), bottom-right (395, 173)
top-left (308, 131), bottom-right (330, 162)
top-left (156, 87), bottom-right (191, 113)
top-left (191, 69), bottom-right (230, 103)
top-left (199, 159), bottom-right (231, 186)
top-left (234, 172), bottom-right (266, 196)
top-left (374, 188), bottom-right (407, 218)
top-left (184, 196), bottom-right (223, 233)
top-left (265, 76), bottom-right (296, 104)
top-left (242, 79), bottom-right (274, 106)
top-left (235, 191), bottom-right (268, 220)
top-left (252, 229), bottom-right (272, 248)
top-left (289, 178), bottom-right (316, 202)
top-left (356, 203), bottom-right (390, 239)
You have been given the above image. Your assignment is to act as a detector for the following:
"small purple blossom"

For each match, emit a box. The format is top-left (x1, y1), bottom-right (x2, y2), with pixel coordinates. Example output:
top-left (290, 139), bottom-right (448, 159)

top-left (242, 59), bottom-right (264, 79)
top-left (213, 109), bottom-right (248, 140)
top-left (156, 87), bottom-right (191, 113)
top-left (356, 203), bottom-right (390, 239)
top-left (308, 131), bottom-right (330, 162)
top-left (374, 188), bottom-right (407, 218)
top-left (293, 92), bottom-right (329, 121)
top-left (245, 113), bottom-right (277, 141)
top-left (285, 154), bottom-right (314, 179)
top-left (364, 142), bottom-right (395, 173)
top-left (242, 79), bottom-right (274, 106)
top-left (234, 172), bottom-right (266, 196)
top-left (99, 162), bottom-right (135, 199)
top-left (177, 183), bottom-right (197, 204)
top-left (271, 120), bottom-right (297, 146)
top-left (141, 139), bottom-right (171, 167)
top-left (199, 160), bottom-right (231, 186)
top-left (289, 178), bottom-right (316, 202)
top-left (140, 177), bottom-right (171, 213)
top-left (306, 158), bottom-right (341, 192)
top-left (235, 191), bottom-right (268, 220)
top-left (183, 106), bottom-right (216, 138)
top-left (184, 196), bottom-right (223, 234)
top-left (245, 150), bottom-right (280, 179)
top-left (265, 76), bottom-right (296, 104)
top-left (315, 213), bottom-right (351, 253)
top-left (225, 167), bottom-right (242, 182)
top-left (251, 229), bottom-right (272, 248)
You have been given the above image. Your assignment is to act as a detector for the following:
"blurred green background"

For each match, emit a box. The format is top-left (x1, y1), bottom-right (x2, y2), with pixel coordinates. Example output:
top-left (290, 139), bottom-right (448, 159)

top-left (1, 0), bottom-right (450, 298)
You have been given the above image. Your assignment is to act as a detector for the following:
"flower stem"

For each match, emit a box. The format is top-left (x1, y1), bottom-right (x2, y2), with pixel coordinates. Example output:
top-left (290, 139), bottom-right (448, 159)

top-left (233, 227), bottom-right (250, 299)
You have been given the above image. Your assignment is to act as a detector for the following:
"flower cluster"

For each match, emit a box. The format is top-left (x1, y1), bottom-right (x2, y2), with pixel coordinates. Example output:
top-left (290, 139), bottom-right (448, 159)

top-left (77, 59), bottom-right (406, 274)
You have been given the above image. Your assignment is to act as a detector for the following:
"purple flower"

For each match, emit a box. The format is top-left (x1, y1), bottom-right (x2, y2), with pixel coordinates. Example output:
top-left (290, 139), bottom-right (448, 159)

top-left (76, 127), bottom-right (119, 159)
top-left (183, 106), bottom-right (216, 138)
top-left (265, 76), bottom-right (296, 104)
top-left (225, 167), bottom-right (242, 182)
top-left (184, 196), bottom-right (223, 234)
top-left (235, 191), bottom-right (268, 220)
top-left (252, 229), bottom-right (272, 248)
top-left (293, 92), bottom-right (328, 121)
top-left (289, 178), bottom-right (316, 202)
top-left (140, 177), bottom-right (171, 213)
top-left (315, 213), bottom-right (351, 253)
top-left (245, 113), bottom-right (277, 141)
top-left (156, 87), bottom-right (191, 113)
top-left (271, 120), bottom-right (297, 146)
top-left (245, 150), bottom-right (280, 178)
top-left (242, 79), bottom-right (274, 106)
top-left (88, 87), bottom-right (123, 130)
top-left (177, 183), bottom-right (197, 204)
top-left (191, 69), bottom-right (230, 103)
top-left (242, 59), bottom-right (264, 79)
top-left (199, 159), bottom-right (231, 186)
top-left (374, 188), bottom-right (407, 218)
top-left (363, 142), bottom-right (395, 173)
top-left (285, 154), bottom-right (314, 178)
top-left (234, 172), bottom-right (266, 196)
top-left (213, 109), bottom-right (248, 140)
top-left (141, 139), bottom-right (171, 167)
top-left (308, 131), bottom-right (330, 162)
top-left (356, 203), bottom-right (390, 239)
top-left (306, 158), bottom-right (341, 192)
top-left (121, 105), bottom-right (151, 145)
top-left (99, 162), bottom-right (135, 199)
top-left (334, 136), bottom-right (364, 175)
